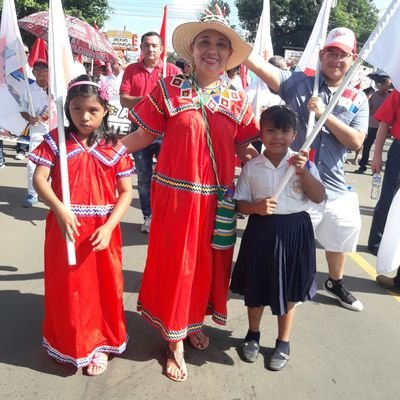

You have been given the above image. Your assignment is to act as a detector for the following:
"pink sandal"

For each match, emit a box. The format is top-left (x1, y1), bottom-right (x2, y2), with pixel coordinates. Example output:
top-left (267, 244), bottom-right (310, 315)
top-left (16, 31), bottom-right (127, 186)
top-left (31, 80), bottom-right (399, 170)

top-left (86, 352), bottom-right (108, 376)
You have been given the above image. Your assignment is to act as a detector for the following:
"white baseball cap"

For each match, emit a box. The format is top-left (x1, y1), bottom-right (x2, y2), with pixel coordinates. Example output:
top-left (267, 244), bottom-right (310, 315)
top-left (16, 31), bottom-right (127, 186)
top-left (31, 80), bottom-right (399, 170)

top-left (324, 27), bottom-right (357, 54)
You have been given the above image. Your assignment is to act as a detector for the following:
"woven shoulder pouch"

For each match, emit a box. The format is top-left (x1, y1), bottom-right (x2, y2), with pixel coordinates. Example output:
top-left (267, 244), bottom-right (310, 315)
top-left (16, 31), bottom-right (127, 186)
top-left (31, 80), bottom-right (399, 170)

top-left (211, 188), bottom-right (237, 250)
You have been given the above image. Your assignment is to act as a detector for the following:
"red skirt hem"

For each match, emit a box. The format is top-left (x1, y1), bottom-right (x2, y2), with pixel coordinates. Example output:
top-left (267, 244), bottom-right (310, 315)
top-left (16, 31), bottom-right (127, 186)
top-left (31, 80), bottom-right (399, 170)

top-left (42, 336), bottom-right (128, 368)
top-left (137, 302), bottom-right (227, 342)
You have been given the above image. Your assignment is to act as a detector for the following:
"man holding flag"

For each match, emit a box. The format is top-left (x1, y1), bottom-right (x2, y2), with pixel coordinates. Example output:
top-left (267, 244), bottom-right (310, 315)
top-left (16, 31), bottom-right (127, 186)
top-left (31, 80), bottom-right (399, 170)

top-left (245, 27), bottom-right (368, 312)
top-left (119, 31), bottom-right (180, 233)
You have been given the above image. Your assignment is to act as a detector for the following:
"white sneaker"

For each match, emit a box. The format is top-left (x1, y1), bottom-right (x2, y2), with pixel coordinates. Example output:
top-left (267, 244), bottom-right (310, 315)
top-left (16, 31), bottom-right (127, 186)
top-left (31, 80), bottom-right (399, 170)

top-left (141, 216), bottom-right (151, 233)
top-left (15, 152), bottom-right (25, 160)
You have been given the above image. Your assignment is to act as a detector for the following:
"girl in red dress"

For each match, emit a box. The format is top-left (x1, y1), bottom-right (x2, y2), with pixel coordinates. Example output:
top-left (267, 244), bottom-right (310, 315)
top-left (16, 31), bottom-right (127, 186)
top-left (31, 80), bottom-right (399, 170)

top-left (31, 75), bottom-right (133, 376)
top-left (122, 12), bottom-right (260, 381)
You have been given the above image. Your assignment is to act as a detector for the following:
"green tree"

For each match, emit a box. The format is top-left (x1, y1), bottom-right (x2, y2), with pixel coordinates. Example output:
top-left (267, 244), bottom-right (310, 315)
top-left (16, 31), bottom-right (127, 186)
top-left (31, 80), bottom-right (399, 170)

top-left (235, 0), bottom-right (379, 55)
top-left (1, 0), bottom-right (112, 28)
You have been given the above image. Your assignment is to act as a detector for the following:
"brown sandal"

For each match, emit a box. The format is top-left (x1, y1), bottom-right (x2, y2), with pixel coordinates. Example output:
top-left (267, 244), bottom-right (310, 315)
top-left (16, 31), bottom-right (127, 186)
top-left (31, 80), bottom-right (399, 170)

top-left (166, 347), bottom-right (187, 382)
top-left (188, 331), bottom-right (209, 350)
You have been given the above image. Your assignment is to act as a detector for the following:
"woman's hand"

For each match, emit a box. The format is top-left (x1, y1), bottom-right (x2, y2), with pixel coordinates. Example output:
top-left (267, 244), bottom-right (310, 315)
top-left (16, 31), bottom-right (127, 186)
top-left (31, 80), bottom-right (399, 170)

top-left (204, 3), bottom-right (224, 17)
top-left (89, 225), bottom-right (113, 251)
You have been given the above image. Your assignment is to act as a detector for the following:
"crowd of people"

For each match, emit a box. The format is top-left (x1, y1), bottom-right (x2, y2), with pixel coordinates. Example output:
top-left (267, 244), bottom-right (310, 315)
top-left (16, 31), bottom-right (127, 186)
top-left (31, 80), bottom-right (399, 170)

top-left (1, 6), bottom-right (398, 383)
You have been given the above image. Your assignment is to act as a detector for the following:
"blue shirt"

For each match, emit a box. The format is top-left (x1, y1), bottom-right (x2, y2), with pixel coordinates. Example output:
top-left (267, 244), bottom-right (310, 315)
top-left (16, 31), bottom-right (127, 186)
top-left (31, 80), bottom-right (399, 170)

top-left (277, 70), bottom-right (368, 199)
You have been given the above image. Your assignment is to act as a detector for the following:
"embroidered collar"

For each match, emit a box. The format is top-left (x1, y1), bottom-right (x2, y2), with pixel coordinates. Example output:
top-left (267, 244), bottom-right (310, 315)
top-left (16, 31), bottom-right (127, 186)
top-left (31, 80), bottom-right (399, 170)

top-left (161, 74), bottom-right (248, 124)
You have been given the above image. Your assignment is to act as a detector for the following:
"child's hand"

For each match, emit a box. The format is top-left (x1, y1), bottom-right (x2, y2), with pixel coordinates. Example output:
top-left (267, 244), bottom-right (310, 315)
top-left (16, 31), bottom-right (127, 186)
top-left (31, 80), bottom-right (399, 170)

top-left (254, 197), bottom-right (277, 215)
top-left (55, 206), bottom-right (81, 242)
top-left (291, 150), bottom-right (309, 176)
top-left (89, 225), bottom-right (113, 251)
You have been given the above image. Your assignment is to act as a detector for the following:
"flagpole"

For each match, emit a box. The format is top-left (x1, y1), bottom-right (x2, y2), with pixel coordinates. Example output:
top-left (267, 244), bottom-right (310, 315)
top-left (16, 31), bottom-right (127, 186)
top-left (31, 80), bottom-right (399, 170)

top-left (272, 58), bottom-right (364, 199)
top-left (273, 0), bottom-right (400, 199)
top-left (305, 0), bottom-right (335, 139)
top-left (49, 0), bottom-right (76, 265)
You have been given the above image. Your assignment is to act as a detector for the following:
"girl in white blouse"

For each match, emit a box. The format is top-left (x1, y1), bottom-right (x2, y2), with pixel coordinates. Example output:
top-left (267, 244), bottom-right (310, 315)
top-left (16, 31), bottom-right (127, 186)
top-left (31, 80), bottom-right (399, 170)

top-left (231, 105), bottom-right (325, 371)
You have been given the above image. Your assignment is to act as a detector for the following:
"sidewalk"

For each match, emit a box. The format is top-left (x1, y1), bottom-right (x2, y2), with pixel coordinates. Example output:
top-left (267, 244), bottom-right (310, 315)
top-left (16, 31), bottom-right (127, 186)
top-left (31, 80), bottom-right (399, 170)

top-left (0, 144), bottom-right (399, 400)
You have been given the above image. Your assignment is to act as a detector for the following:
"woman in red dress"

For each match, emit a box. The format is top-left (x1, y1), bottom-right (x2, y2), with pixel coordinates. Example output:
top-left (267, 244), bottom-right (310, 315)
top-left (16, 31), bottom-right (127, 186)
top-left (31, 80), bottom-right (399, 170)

top-left (122, 12), bottom-right (259, 381)
top-left (31, 76), bottom-right (133, 375)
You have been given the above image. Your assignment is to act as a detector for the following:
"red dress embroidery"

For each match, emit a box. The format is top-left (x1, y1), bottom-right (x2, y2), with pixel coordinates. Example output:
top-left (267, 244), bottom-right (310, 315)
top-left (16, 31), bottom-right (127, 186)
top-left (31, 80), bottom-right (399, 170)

top-left (132, 75), bottom-right (260, 341)
top-left (31, 130), bottom-right (134, 367)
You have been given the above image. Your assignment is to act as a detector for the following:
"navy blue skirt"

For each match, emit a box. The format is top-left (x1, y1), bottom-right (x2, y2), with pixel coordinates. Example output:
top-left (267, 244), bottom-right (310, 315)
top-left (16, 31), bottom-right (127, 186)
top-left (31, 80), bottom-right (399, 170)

top-left (230, 211), bottom-right (316, 316)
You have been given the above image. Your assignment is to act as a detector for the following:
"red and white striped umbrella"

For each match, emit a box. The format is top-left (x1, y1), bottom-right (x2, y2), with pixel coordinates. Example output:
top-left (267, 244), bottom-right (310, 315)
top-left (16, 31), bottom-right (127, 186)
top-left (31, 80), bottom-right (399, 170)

top-left (18, 11), bottom-right (117, 62)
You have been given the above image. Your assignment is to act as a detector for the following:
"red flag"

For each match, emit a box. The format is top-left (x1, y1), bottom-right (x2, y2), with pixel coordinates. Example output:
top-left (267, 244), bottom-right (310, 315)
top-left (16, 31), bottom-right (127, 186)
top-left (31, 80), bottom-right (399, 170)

top-left (93, 21), bottom-right (99, 31)
top-left (159, 5), bottom-right (167, 76)
top-left (28, 38), bottom-right (48, 67)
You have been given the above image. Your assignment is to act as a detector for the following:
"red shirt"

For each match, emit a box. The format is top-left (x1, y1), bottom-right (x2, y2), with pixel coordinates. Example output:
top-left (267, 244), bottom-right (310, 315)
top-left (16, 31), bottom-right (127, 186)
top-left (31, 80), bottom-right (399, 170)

top-left (374, 90), bottom-right (400, 139)
top-left (119, 60), bottom-right (181, 97)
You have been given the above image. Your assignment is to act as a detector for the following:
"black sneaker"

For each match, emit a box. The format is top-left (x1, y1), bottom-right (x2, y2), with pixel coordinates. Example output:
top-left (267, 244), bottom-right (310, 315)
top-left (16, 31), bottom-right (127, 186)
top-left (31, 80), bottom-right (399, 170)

top-left (354, 166), bottom-right (367, 174)
top-left (323, 278), bottom-right (363, 311)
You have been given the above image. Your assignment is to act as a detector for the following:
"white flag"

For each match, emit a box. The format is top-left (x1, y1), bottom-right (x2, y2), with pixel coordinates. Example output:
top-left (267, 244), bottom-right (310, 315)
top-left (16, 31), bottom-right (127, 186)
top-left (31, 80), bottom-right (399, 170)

top-left (246, 0), bottom-right (275, 120)
top-left (251, 0), bottom-right (273, 60)
top-left (48, 0), bottom-right (75, 130)
top-left (0, 0), bottom-right (29, 135)
top-left (296, 0), bottom-right (334, 76)
top-left (359, 0), bottom-right (400, 91)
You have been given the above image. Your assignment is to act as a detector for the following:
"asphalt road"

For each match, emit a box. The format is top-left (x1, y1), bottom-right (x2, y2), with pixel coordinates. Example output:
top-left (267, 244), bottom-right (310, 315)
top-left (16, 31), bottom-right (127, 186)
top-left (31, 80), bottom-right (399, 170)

top-left (0, 142), bottom-right (399, 400)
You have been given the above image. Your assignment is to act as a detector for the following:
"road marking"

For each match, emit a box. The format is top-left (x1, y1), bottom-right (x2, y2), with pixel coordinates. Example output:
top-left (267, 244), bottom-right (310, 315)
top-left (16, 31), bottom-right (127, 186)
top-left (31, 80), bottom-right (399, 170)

top-left (349, 252), bottom-right (400, 302)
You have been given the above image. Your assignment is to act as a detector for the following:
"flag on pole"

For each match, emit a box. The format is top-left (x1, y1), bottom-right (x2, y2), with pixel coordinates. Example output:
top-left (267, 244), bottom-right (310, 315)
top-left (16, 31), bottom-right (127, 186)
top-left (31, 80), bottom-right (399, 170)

top-left (244, 0), bottom-right (274, 114)
top-left (160, 5), bottom-right (167, 77)
top-left (48, 0), bottom-right (76, 265)
top-left (0, 0), bottom-right (30, 135)
top-left (48, 0), bottom-right (75, 130)
top-left (251, 0), bottom-right (273, 61)
top-left (273, 0), bottom-right (400, 199)
top-left (359, 0), bottom-right (400, 91)
top-left (295, 0), bottom-right (334, 76)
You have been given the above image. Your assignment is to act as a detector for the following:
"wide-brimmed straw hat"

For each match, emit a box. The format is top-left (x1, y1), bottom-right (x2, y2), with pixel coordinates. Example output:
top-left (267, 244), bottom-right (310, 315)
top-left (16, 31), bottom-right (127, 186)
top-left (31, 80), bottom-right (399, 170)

top-left (172, 14), bottom-right (252, 70)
